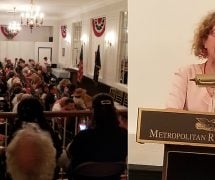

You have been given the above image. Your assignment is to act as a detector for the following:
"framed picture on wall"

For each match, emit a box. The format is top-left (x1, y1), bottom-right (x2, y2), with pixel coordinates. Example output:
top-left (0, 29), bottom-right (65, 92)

top-left (62, 48), bottom-right (65, 56)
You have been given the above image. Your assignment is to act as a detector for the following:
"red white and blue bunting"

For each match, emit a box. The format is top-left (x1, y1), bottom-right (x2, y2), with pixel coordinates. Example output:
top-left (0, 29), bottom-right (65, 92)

top-left (92, 17), bottom-right (106, 37)
top-left (61, 25), bottom-right (67, 38)
top-left (1, 26), bottom-right (18, 39)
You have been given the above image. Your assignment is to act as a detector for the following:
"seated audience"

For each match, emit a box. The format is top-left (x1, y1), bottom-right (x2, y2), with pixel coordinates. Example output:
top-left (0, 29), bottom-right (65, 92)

top-left (6, 123), bottom-right (56, 180)
top-left (72, 88), bottom-right (87, 110)
top-left (8, 97), bottom-right (62, 159)
top-left (65, 93), bottom-right (127, 179)
top-left (28, 72), bottom-right (42, 90)
top-left (52, 97), bottom-right (76, 112)
top-left (57, 79), bottom-right (71, 94)
top-left (44, 84), bottom-right (58, 111)
top-left (52, 97), bottom-right (76, 143)
top-left (11, 76), bottom-right (22, 88)
top-left (22, 66), bottom-right (31, 78)
top-left (28, 59), bottom-right (35, 69)
top-left (63, 83), bottom-right (76, 98)
top-left (6, 71), bottom-right (15, 90)
top-left (40, 83), bottom-right (49, 105)
top-left (12, 93), bottom-right (32, 113)
top-left (10, 85), bottom-right (25, 109)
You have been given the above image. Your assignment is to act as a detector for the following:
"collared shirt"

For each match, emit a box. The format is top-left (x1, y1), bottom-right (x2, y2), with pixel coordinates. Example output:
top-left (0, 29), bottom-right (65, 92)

top-left (166, 62), bottom-right (215, 112)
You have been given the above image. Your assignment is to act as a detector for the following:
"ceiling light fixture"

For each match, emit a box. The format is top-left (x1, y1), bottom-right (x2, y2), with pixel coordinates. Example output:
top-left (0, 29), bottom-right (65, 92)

top-left (21, 0), bottom-right (44, 32)
top-left (8, 7), bottom-right (21, 35)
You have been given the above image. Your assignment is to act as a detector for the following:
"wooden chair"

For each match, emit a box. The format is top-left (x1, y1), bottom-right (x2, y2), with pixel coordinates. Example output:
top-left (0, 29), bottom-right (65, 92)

top-left (72, 161), bottom-right (126, 180)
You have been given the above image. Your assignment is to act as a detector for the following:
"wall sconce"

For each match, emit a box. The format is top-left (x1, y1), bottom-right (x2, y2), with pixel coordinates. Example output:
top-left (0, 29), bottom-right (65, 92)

top-left (81, 34), bottom-right (88, 45)
top-left (105, 31), bottom-right (115, 47)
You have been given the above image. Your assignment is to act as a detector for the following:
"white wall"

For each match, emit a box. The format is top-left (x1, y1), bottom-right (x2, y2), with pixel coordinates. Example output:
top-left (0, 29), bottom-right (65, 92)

top-left (129, 0), bottom-right (215, 166)
top-left (0, 41), bottom-right (54, 64)
top-left (0, 18), bottom-right (59, 64)
top-left (57, 0), bottom-right (128, 92)
top-left (0, 41), bottom-right (35, 62)
top-left (0, 26), bottom-right (52, 42)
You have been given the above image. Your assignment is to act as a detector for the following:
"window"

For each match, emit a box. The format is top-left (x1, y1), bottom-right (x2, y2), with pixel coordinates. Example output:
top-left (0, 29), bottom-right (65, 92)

top-left (72, 22), bottom-right (82, 68)
top-left (118, 11), bottom-right (128, 85)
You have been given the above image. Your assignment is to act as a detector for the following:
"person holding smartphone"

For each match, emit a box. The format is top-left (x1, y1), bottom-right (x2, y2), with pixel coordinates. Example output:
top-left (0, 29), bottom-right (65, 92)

top-left (59, 93), bottom-right (127, 179)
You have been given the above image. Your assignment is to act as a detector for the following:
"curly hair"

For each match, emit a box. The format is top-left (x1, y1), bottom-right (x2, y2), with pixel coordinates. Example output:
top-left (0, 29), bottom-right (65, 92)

top-left (192, 11), bottom-right (215, 59)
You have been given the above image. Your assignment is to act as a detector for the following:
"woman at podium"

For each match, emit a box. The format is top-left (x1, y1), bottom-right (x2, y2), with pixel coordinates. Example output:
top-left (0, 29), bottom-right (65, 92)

top-left (167, 11), bottom-right (215, 112)
top-left (165, 11), bottom-right (215, 180)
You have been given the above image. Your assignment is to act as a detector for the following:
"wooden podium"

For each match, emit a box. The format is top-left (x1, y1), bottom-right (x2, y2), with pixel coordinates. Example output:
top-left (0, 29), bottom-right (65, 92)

top-left (136, 108), bottom-right (215, 180)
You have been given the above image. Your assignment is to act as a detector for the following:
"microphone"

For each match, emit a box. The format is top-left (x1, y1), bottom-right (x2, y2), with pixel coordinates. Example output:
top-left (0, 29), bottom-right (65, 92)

top-left (190, 74), bottom-right (215, 86)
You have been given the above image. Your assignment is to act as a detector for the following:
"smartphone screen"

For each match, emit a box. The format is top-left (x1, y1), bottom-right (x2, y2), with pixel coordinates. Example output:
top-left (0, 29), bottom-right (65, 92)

top-left (79, 124), bottom-right (87, 131)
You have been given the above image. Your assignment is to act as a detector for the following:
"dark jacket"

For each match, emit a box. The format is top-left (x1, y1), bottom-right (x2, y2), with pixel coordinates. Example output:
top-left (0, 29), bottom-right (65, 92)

top-left (67, 127), bottom-right (127, 179)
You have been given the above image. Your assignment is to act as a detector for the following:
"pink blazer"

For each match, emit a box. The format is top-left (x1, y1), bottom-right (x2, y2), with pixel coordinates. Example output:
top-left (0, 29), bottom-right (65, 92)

top-left (166, 62), bottom-right (214, 112)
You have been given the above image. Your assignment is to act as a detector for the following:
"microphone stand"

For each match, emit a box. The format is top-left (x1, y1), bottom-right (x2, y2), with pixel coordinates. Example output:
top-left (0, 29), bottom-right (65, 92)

top-left (190, 74), bottom-right (215, 112)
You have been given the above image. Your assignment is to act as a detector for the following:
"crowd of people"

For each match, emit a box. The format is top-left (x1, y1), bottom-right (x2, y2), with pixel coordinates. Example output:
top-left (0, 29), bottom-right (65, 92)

top-left (0, 57), bottom-right (92, 112)
top-left (0, 57), bottom-right (128, 179)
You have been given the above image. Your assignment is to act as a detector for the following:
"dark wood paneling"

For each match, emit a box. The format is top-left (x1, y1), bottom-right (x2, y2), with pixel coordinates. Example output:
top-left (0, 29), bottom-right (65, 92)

top-left (77, 76), bottom-right (126, 100)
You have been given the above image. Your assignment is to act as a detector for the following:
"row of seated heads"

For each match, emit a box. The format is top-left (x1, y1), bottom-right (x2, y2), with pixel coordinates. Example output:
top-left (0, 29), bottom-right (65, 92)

top-left (16, 92), bottom-right (119, 128)
top-left (6, 93), bottom-right (119, 179)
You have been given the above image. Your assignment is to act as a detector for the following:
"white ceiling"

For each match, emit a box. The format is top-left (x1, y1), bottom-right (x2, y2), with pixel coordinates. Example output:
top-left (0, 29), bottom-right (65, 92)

top-left (0, 0), bottom-right (124, 19)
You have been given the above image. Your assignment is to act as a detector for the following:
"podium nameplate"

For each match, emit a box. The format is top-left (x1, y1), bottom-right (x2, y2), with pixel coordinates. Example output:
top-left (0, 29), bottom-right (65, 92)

top-left (137, 108), bottom-right (215, 147)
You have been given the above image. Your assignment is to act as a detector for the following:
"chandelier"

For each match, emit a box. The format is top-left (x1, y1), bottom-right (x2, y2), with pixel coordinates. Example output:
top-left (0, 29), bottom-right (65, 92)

top-left (8, 7), bottom-right (21, 34)
top-left (8, 21), bottom-right (21, 34)
top-left (21, 0), bottom-right (44, 32)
